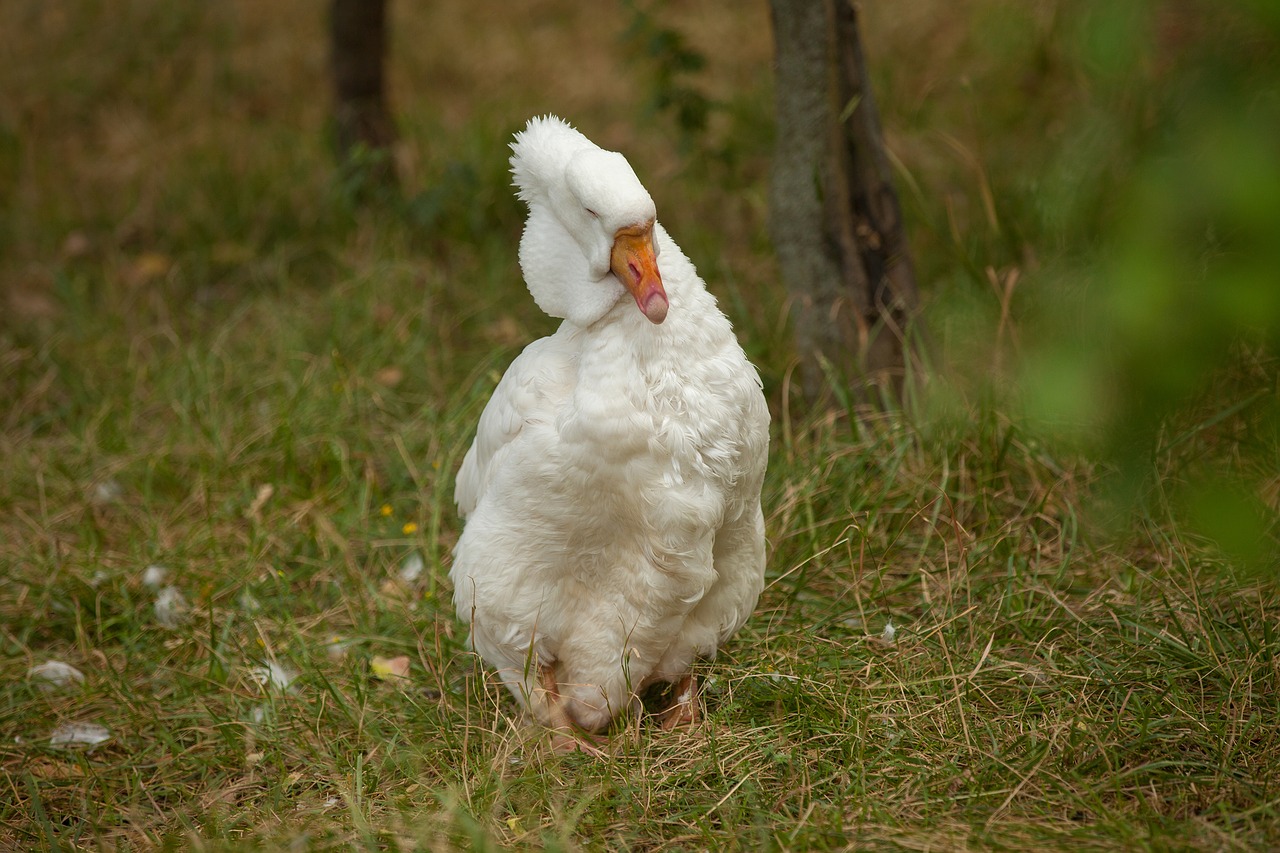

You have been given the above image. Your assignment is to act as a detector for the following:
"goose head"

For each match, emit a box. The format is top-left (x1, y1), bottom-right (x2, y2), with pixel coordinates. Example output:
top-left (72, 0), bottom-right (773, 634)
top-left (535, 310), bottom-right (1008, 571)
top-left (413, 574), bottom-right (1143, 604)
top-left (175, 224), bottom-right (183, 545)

top-left (510, 116), bottom-right (668, 328)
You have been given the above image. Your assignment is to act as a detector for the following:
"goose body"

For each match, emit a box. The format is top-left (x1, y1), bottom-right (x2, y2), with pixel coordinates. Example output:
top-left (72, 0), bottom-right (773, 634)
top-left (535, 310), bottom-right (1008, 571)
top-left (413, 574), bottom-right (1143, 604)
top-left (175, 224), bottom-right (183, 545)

top-left (451, 116), bottom-right (768, 738)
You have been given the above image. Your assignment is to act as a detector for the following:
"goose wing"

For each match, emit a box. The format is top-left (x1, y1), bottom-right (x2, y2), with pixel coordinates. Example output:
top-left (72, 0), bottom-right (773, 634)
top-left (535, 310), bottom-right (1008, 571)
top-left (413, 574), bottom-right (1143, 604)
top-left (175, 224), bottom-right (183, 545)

top-left (455, 335), bottom-right (574, 518)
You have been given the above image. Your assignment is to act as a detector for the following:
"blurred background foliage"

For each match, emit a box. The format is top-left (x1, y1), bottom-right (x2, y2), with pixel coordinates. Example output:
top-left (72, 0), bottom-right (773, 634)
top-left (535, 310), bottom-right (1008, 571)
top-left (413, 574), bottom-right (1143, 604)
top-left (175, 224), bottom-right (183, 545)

top-left (1009, 0), bottom-right (1280, 572)
top-left (850, 0), bottom-right (1280, 575)
top-left (1, 0), bottom-right (1276, 571)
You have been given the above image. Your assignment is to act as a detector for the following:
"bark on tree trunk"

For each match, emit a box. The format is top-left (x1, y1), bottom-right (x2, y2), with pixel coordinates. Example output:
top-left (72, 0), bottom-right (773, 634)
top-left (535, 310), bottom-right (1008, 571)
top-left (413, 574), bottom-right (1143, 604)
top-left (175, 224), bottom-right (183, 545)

top-left (769, 0), bottom-right (920, 406)
top-left (330, 0), bottom-right (397, 185)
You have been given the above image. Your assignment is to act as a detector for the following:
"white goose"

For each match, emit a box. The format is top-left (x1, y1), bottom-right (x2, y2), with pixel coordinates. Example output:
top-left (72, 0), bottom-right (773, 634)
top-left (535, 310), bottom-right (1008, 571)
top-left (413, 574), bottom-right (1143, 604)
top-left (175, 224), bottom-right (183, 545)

top-left (452, 116), bottom-right (768, 749)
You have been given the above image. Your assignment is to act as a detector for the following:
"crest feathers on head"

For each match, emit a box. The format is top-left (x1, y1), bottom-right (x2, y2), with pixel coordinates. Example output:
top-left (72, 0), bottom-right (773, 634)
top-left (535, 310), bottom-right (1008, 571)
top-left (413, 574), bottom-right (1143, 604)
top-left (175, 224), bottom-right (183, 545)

top-left (509, 115), bottom-right (597, 204)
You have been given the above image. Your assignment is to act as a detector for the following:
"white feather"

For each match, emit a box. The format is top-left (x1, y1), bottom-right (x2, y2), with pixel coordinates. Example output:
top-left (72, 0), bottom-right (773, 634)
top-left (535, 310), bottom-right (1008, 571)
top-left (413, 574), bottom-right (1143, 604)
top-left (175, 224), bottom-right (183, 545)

top-left (452, 116), bottom-right (769, 733)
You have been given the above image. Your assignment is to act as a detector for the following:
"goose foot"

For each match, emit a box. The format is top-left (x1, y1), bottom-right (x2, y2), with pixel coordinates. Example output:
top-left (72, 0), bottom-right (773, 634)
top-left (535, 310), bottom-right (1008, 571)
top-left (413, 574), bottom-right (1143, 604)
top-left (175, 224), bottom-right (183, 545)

top-left (540, 663), bottom-right (608, 756)
top-left (549, 730), bottom-right (608, 756)
top-left (658, 674), bottom-right (699, 731)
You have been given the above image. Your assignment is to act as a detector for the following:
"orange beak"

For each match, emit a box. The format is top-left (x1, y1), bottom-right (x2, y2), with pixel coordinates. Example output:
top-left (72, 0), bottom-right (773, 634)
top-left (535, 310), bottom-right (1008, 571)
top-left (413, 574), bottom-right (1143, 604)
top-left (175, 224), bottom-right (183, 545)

top-left (610, 223), bottom-right (668, 324)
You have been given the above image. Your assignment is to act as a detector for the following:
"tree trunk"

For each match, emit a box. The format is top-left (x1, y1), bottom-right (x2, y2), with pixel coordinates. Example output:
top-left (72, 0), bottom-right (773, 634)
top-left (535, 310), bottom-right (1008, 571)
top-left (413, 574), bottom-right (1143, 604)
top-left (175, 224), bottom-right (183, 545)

top-left (769, 0), bottom-right (920, 406)
top-left (330, 0), bottom-right (397, 185)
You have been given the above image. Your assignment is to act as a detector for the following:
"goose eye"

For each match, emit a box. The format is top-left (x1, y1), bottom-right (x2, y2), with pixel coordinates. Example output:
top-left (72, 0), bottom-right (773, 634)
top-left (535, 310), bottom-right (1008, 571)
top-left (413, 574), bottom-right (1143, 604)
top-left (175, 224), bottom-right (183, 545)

top-left (585, 208), bottom-right (599, 218)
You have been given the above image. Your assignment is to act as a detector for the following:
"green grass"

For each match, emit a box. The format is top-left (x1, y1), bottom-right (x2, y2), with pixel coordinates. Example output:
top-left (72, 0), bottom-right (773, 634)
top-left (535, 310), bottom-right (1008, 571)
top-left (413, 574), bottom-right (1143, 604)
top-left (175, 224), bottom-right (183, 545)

top-left (4, 0), bottom-right (1280, 849)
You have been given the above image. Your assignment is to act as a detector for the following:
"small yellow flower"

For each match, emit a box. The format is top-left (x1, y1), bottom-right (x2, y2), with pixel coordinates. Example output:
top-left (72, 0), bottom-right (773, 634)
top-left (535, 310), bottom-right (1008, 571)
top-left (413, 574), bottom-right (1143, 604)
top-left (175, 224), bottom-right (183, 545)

top-left (379, 504), bottom-right (393, 517)
top-left (371, 655), bottom-right (411, 682)
top-left (402, 522), bottom-right (418, 535)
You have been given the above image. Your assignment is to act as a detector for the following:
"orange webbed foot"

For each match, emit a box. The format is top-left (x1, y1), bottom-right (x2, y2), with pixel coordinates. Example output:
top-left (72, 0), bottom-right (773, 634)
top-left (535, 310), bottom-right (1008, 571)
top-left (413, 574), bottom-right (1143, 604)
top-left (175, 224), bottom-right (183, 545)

top-left (658, 674), bottom-right (700, 731)
top-left (539, 663), bottom-right (610, 757)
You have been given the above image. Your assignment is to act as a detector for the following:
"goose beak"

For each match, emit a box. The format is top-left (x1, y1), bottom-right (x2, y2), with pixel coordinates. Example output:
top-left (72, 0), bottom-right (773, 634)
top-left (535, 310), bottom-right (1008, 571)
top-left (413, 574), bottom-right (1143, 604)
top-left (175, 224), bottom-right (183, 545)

top-left (610, 224), bottom-right (668, 324)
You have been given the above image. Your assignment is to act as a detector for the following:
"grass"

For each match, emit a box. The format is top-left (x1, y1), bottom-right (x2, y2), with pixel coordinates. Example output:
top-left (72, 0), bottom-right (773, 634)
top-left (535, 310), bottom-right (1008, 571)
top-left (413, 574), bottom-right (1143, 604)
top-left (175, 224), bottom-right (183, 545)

top-left (3, 0), bottom-right (1280, 849)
